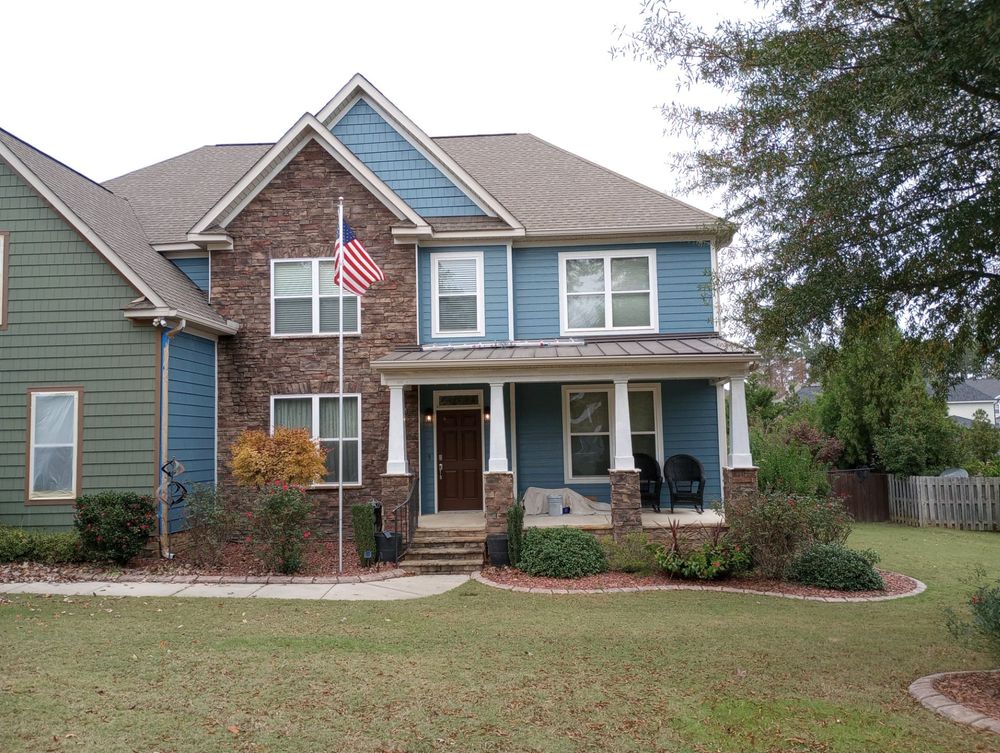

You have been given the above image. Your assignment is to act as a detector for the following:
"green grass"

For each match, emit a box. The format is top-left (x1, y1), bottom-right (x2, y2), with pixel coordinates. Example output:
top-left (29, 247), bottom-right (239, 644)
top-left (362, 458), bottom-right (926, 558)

top-left (1, 524), bottom-right (998, 752)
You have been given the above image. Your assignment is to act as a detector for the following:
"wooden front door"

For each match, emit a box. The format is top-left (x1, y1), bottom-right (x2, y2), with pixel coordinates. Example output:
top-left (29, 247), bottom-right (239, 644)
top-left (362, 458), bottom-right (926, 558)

top-left (436, 409), bottom-right (483, 511)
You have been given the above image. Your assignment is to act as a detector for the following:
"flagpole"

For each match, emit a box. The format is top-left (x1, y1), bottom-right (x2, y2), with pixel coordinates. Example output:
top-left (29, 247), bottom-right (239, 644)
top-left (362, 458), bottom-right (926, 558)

top-left (337, 197), bottom-right (345, 575)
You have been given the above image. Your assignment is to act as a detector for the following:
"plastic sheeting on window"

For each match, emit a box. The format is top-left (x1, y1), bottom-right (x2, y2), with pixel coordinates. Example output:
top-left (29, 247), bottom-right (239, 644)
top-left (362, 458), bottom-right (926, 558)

top-left (31, 392), bottom-right (77, 498)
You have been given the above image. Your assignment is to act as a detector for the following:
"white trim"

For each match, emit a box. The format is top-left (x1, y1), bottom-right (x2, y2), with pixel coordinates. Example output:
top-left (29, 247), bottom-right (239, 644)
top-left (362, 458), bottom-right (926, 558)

top-left (270, 257), bottom-right (361, 337)
top-left (514, 232), bottom-right (722, 247)
top-left (505, 241), bottom-right (514, 339)
top-left (28, 389), bottom-right (81, 501)
top-left (716, 382), bottom-right (728, 497)
top-left (190, 114), bottom-right (431, 235)
top-left (509, 383), bottom-right (518, 493)
top-left (160, 249), bottom-right (209, 260)
top-left (270, 393), bottom-right (363, 488)
top-left (153, 243), bottom-right (203, 253)
top-left (394, 228), bottom-right (526, 243)
top-left (561, 383), bottom-right (663, 484)
top-left (0, 233), bottom-right (5, 328)
top-left (557, 249), bottom-right (658, 336)
top-left (317, 76), bottom-right (523, 230)
top-left (122, 307), bottom-right (240, 335)
top-left (429, 251), bottom-right (485, 339)
top-left (430, 388), bottom-right (486, 513)
top-left (0, 139), bottom-right (167, 308)
top-left (414, 243), bottom-right (421, 345)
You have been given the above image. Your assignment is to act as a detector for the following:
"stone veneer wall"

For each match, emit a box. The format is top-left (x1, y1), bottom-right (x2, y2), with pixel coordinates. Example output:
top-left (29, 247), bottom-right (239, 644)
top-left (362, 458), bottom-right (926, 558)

top-left (609, 469), bottom-right (642, 540)
top-left (722, 467), bottom-right (759, 510)
top-left (213, 141), bottom-right (420, 537)
top-left (484, 472), bottom-right (514, 535)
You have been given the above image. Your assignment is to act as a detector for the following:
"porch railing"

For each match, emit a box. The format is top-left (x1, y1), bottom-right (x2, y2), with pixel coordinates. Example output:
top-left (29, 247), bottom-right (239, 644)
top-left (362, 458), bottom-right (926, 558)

top-left (385, 474), bottom-right (419, 558)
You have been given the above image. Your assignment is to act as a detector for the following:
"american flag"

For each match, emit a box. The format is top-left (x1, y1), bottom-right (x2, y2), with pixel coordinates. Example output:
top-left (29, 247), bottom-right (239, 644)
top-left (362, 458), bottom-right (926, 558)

top-left (334, 220), bottom-right (384, 296)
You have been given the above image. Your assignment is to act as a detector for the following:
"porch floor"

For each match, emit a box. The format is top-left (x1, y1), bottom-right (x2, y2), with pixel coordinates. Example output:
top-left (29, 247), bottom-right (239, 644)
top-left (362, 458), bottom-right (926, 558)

top-left (417, 508), bottom-right (724, 532)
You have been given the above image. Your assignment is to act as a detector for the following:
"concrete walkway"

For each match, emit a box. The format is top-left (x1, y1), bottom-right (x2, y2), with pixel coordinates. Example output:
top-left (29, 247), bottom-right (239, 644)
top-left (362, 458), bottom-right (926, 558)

top-left (0, 574), bottom-right (471, 601)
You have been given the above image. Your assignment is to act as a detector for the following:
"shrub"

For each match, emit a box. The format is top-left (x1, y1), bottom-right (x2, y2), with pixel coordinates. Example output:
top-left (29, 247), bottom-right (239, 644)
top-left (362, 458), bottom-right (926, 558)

top-left (230, 427), bottom-right (327, 488)
top-left (725, 490), bottom-right (852, 579)
top-left (75, 491), bottom-right (156, 565)
top-left (248, 483), bottom-right (312, 574)
top-left (0, 526), bottom-right (35, 561)
top-left (600, 533), bottom-right (658, 574)
top-left (31, 531), bottom-right (84, 564)
top-left (786, 543), bottom-right (884, 591)
top-left (351, 503), bottom-right (378, 567)
top-left (184, 485), bottom-right (239, 566)
top-left (655, 541), bottom-right (750, 580)
top-left (967, 456), bottom-right (1000, 477)
top-left (946, 572), bottom-right (1000, 664)
top-left (518, 527), bottom-right (608, 579)
top-left (507, 501), bottom-right (525, 567)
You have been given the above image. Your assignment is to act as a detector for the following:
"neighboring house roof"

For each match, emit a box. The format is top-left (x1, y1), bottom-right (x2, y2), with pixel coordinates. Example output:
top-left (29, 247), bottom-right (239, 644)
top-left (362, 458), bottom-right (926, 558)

top-left (0, 128), bottom-right (235, 333)
top-left (435, 134), bottom-right (728, 240)
top-left (794, 384), bottom-right (822, 403)
top-left (949, 415), bottom-right (975, 428)
top-left (947, 378), bottom-right (1000, 402)
top-left (104, 144), bottom-right (269, 246)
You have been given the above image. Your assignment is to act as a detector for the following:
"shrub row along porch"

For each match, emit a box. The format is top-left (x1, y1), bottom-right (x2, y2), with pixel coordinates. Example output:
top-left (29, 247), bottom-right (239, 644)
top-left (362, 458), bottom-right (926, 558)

top-left (373, 334), bottom-right (760, 539)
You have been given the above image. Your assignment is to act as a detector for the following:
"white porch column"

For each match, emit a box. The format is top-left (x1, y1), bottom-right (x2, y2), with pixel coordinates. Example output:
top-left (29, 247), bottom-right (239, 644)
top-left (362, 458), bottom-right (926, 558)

top-left (728, 376), bottom-right (753, 467)
top-left (487, 382), bottom-right (509, 472)
top-left (612, 379), bottom-right (634, 470)
top-left (385, 384), bottom-right (408, 475)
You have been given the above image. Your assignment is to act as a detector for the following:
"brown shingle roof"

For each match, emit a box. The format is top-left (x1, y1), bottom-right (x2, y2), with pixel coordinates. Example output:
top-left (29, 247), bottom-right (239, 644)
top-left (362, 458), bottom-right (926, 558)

top-left (0, 128), bottom-right (230, 329)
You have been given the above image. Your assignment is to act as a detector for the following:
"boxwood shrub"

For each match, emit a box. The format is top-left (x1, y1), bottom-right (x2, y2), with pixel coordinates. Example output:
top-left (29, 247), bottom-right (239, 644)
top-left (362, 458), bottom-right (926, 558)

top-left (785, 543), bottom-right (884, 591)
top-left (0, 527), bottom-right (84, 564)
top-left (518, 527), bottom-right (608, 578)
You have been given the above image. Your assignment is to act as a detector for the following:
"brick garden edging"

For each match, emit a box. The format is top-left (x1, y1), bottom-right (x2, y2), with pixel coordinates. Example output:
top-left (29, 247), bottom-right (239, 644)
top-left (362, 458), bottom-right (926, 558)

top-left (472, 571), bottom-right (927, 602)
top-left (908, 670), bottom-right (1000, 733)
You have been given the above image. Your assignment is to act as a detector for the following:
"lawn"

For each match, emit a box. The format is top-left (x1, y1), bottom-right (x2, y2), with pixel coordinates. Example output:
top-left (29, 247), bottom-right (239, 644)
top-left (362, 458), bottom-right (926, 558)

top-left (1, 524), bottom-right (998, 753)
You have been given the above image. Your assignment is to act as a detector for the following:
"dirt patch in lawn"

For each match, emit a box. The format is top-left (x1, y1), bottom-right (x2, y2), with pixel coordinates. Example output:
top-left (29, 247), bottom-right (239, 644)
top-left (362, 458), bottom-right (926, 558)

top-left (0, 540), bottom-right (402, 583)
top-left (935, 671), bottom-right (1000, 720)
top-left (479, 567), bottom-right (921, 600)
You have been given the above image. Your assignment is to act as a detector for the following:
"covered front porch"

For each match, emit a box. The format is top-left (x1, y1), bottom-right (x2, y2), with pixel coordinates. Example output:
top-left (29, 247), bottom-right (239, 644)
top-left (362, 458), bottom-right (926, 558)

top-left (374, 335), bottom-right (759, 540)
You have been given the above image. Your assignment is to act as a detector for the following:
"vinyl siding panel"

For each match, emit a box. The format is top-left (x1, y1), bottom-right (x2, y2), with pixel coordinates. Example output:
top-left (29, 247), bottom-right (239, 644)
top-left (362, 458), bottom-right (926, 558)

top-left (417, 246), bottom-right (509, 344)
top-left (332, 99), bottom-right (484, 217)
top-left (169, 256), bottom-right (209, 292)
top-left (0, 160), bottom-right (157, 530)
top-left (166, 332), bottom-right (216, 533)
top-left (512, 242), bottom-right (716, 339)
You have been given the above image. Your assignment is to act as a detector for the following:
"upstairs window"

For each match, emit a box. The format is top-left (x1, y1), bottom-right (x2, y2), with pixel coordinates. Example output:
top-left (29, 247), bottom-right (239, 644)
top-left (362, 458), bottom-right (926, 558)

top-left (271, 258), bottom-right (360, 336)
top-left (559, 250), bottom-right (657, 334)
top-left (28, 389), bottom-right (82, 502)
top-left (431, 252), bottom-right (484, 337)
top-left (271, 394), bottom-right (361, 485)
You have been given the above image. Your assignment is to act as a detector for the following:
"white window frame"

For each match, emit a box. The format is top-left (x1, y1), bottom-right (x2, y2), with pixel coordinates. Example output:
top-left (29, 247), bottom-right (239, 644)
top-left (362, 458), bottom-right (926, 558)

top-left (430, 251), bottom-right (485, 338)
top-left (561, 383), bottom-right (663, 483)
top-left (557, 249), bottom-right (658, 336)
top-left (270, 258), bottom-right (361, 338)
top-left (270, 393), bottom-right (362, 488)
top-left (27, 388), bottom-right (82, 502)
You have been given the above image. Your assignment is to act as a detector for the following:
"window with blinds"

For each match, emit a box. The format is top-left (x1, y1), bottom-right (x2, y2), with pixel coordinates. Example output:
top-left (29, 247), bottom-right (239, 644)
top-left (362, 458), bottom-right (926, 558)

top-left (431, 252), bottom-right (484, 337)
top-left (272, 394), bottom-right (361, 485)
top-left (272, 258), bottom-right (360, 336)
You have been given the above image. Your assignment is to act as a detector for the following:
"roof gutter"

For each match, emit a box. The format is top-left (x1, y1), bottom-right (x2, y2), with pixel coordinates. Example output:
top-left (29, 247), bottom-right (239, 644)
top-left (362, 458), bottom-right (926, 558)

top-left (374, 351), bottom-right (759, 372)
top-left (124, 307), bottom-right (240, 336)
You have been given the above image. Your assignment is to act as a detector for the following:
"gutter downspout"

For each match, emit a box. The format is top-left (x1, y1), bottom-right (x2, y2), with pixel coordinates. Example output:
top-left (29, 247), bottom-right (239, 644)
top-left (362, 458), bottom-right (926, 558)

top-left (157, 318), bottom-right (186, 558)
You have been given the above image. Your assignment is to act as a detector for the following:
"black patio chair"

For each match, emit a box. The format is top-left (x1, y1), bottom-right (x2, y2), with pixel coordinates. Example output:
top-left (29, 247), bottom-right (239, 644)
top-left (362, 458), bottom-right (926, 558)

top-left (664, 454), bottom-right (706, 514)
top-left (633, 452), bottom-right (663, 513)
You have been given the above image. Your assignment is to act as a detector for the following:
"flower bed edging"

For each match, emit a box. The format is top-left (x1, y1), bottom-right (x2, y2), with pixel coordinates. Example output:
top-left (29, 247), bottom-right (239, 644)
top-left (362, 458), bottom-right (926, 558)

top-left (909, 670), bottom-right (1000, 733)
top-left (12, 569), bottom-right (408, 586)
top-left (472, 570), bottom-right (927, 602)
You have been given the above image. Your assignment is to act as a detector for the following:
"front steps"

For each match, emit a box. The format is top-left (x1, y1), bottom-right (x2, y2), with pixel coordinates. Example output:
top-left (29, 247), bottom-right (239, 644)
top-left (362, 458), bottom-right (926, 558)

top-left (401, 528), bottom-right (485, 574)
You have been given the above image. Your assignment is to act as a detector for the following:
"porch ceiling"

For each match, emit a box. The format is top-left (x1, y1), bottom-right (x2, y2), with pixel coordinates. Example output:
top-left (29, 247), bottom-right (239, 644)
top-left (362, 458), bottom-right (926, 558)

top-left (374, 333), bottom-right (758, 385)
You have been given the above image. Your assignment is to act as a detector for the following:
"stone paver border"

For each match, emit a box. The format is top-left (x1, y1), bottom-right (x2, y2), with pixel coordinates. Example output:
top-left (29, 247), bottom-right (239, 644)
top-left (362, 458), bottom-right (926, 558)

top-left (909, 670), bottom-right (1000, 734)
top-left (472, 571), bottom-right (927, 602)
top-left (1, 569), bottom-right (406, 587)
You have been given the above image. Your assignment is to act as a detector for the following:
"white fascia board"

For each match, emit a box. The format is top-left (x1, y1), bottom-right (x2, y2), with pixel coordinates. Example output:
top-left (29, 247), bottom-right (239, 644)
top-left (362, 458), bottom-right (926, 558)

top-left (153, 242), bottom-right (203, 252)
top-left (519, 226), bottom-right (726, 244)
top-left (317, 75), bottom-right (523, 231)
top-left (160, 249), bottom-right (209, 260)
top-left (123, 306), bottom-right (240, 335)
top-left (391, 227), bottom-right (523, 243)
top-left (0, 140), bottom-right (168, 309)
top-left (190, 114), bottom-right (427, 234)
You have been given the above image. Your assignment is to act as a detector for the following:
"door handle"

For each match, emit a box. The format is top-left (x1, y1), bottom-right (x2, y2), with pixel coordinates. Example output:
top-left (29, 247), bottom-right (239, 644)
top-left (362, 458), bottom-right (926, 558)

top-left (438, 462), bottom-right (443, 480)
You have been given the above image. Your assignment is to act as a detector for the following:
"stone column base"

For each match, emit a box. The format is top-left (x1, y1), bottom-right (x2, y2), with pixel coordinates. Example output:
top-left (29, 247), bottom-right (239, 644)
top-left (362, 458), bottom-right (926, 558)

top-left (610, 469), bottom-right (642, 540)
top-left (722, 467), bottom-right (759, 512)
top-left (484, 471), bottom-right (515, 536)
top-left (380, 473), bottom-right (415, 507)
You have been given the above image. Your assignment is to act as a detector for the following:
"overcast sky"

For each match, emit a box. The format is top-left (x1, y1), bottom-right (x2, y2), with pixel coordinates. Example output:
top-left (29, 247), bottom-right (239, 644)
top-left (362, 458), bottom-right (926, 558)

top-left (3, 0), bottom-right (740, 214)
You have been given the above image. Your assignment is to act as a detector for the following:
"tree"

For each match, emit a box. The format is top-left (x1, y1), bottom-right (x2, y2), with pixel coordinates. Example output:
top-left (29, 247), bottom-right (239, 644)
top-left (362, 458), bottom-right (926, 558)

top-left (964, 409), bottom-right (1000, 463)
top-left (873, 381), bottom-right (964, 475)
top-left (620, 1), bottom-right (1000, 356)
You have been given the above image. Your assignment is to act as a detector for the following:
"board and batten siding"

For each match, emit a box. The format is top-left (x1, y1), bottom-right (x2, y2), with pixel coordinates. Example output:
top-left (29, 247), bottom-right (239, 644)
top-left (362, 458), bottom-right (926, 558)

top-left (512, 242), bottom-right (716, 339)
top-left (165, 331), bottom-right (216, 533)
top-left (169, 257), bottom-right (209, 292)
top-left (331, 99), bottom-right (484, 217)
top-left (513, 379), bottom-right (722, 503)
top-left (417, 245), bottom-right (509, 344)
top-left (0, 160), bottom-right (158, 530)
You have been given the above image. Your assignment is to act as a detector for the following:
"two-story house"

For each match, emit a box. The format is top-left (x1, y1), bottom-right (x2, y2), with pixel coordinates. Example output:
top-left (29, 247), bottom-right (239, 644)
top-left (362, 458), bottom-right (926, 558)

top-left (0, 74), bottom-right (758, 553)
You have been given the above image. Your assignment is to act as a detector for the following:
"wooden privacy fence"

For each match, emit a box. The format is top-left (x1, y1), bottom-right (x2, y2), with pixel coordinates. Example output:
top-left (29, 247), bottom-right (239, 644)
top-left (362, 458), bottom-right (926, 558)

top-left (828, 470), bottom-right (890, 522)
top-left (888, 475), bottom-right (1000, 531)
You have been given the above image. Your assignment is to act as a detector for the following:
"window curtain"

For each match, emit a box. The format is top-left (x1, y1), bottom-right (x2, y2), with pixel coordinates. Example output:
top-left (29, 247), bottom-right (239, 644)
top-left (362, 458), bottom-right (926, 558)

top-left (273, 398), bottom-right (312, 431)
top-left (31, 393), bottom-right (76, 496)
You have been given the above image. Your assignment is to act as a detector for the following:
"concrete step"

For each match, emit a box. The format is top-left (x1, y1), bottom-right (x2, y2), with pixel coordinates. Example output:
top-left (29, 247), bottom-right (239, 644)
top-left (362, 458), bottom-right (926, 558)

top-left (401, 558), bottom-right (482, 574)
top-left (405, 546), bottom-right (484, 560)
top-left (411, 533), bottom-right (487, 545)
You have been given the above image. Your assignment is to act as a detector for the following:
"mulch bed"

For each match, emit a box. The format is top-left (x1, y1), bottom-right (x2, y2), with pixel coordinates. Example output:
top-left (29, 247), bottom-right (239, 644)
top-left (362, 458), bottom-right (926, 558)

top-left (0, 541), bottom-right (402, 583)
top-left (935, 672), bottom-right (1000, 720)
top-left (479, 567), bottom-right (920, 600)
